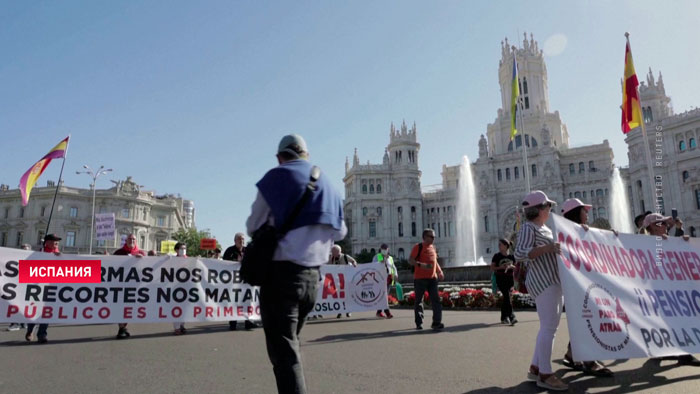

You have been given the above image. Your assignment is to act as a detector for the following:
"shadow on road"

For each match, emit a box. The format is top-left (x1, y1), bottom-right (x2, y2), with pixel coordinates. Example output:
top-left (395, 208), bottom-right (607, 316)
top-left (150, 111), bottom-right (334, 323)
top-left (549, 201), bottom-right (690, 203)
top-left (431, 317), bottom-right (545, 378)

top-left (308, 321), bottom-right (492, 344)
top-left (462, 358), bottom-right (700, 393)
top-left (0, 323), bottom-right (249, 346)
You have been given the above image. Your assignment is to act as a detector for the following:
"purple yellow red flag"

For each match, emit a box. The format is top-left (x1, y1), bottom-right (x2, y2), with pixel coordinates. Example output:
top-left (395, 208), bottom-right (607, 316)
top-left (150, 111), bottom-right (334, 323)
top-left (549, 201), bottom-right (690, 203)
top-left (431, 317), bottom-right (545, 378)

top-left (621, 37), bottom-right (642, 134)
top-left (19, 136), bottom-right (70, 206)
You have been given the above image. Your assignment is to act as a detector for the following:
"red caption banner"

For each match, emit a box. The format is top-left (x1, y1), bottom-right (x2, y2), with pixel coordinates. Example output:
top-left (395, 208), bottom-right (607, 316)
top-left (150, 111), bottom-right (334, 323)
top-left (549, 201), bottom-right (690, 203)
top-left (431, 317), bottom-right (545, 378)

top-left (19, 260), bottom-right (102, 283)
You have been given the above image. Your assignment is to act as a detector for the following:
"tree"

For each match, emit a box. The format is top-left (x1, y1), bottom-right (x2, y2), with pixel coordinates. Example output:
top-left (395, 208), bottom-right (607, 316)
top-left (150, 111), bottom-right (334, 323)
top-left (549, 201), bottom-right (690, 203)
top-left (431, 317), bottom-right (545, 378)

top-left (354, 249), bottom-right (375, 264)
top-left (171, 227), bottom-right (220, 257)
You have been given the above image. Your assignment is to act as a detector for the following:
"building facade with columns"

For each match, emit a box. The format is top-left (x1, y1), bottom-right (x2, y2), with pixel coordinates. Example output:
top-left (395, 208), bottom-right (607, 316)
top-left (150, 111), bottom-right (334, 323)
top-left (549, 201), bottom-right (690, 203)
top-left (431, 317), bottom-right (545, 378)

top-left (0, 177), bottom-right (194, 254)
top-left (625, 68), bottom-right (700, 238)
top-left (344, 34), bottom-right (648, 266)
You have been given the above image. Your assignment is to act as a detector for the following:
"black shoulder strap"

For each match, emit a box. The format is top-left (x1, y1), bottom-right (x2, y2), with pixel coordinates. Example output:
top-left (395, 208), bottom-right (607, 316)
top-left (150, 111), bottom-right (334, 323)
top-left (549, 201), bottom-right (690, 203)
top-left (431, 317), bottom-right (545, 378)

top-left (343, 254), bottom-right (348, 264)
top-left (416, 243), bottom-right (423, 261)
top-left (278, 166), bottom-right (321, 236)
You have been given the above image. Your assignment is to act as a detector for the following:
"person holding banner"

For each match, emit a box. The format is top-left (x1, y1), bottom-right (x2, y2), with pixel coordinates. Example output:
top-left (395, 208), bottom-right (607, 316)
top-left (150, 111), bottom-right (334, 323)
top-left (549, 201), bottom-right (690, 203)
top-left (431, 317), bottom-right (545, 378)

top-left (514, 191), bottom-right (568, 391)
top-left (372, 244), bottom-right (397, 319)
top-left (329, 245), bottom-right (356, 318)
top-left (560, 199), bottom-right (614, 377)
top-left (246, 134), bottom-right (346, 394)
top-left (25, 234), bottom-right (61, 343)
top-left (223, 233), bottom-right (256, 330)
top-left (641, 214), bottom-right (700, 366)
top-left (113, 234), bottom-right (145, 339)
top-left (172, 242), bottom-right (188, 335)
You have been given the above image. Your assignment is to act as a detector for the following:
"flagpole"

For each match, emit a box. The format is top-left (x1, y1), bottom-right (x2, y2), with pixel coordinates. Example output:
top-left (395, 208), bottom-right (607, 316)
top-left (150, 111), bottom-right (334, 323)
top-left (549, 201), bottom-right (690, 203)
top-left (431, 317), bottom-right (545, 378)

top-left (626, 33), bottom-right (657, 213)
top-left (44, 135), bottom-right (71, 237)
top-left (518, 97), bottom-right (532, 193)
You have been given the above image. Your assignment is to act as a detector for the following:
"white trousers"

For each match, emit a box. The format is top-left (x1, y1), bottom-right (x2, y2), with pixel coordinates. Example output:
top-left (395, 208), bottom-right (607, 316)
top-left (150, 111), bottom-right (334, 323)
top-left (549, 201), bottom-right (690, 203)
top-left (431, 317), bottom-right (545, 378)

top-left (530, 284), bottom-right (563, 374)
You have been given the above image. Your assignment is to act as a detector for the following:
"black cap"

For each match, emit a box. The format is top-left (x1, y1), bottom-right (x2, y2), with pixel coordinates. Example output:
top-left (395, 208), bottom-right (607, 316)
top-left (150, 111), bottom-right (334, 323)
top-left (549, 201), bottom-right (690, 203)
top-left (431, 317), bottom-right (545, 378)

top-left (44, 234), bottom-right (62, 242)
top-left (380, 243), bottom-right (389, 249)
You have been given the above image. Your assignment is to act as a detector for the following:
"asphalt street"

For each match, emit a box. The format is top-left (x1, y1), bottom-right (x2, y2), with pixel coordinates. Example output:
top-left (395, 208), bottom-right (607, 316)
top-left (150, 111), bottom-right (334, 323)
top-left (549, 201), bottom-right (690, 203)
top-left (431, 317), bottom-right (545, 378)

top-left (1, 309), bottom-right (698, 393)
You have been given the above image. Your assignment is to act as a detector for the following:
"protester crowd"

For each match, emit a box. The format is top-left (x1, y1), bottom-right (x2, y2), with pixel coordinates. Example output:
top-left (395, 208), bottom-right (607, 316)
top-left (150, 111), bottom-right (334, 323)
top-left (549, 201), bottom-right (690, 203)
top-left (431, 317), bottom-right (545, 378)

top-left (5, 134), bottom-right (699, 394)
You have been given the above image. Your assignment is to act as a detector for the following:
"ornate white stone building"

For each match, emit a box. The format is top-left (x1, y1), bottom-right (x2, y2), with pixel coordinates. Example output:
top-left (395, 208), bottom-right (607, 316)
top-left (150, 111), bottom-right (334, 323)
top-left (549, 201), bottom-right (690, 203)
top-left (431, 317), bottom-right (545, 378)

top-left (345, 33), bottom-right (699, 266)
top-left (0, 177), bottom-right (194, 254)
top-left (626, 68), bottom-right (700, 237)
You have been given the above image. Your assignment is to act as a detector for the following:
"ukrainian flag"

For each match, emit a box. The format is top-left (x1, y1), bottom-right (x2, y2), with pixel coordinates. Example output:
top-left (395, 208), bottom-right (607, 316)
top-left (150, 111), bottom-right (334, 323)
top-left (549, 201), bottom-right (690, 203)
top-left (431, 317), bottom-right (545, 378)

top-left (19, 136), bottom-right (70, 206)
top-left (510, 56), bottom-right (520, 140)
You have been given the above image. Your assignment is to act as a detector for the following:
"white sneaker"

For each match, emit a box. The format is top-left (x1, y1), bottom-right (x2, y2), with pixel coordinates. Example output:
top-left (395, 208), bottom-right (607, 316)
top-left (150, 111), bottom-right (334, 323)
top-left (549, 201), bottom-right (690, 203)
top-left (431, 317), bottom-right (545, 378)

top-left (6, 324), bottom-right (20, 332)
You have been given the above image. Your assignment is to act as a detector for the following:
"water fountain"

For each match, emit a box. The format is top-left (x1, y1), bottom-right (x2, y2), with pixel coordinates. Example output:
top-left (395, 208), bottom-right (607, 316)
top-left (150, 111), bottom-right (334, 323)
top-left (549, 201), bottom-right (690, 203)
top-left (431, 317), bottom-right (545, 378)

top-left (456, 156), bottom-right (485, 266)
top-left (609, 167), bottom-right (634, 234)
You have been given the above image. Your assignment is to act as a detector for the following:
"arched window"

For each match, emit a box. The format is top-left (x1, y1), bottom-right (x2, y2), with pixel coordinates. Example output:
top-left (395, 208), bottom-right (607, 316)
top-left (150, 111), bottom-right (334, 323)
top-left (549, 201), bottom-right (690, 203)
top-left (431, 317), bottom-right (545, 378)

top-left (505, 168), bottom-right (511, 181)
top-left (514, 167), bottom-right (519, 179)
top-left (362, 184), bottom-right (367, 194)
top-left (569, 164), bottom-right (575, 175)
top-left (497, 169), bottom-right (502, 181)
top-left (362, 207), bottom-right (367, 216)
top-left (398, 248), bottom-right (405, 260)
top-left (377, 207), bottom-right (382, 216)
top-left (523, 77), bottom-right (528, 94)
top-left (531, 164), bottom-right (537, 177)
top-left (398, 206), bottom-right (403, 214)
top-left (569, 192), bottom-right (573, 198)
top-left (411, 206), bottom-right (416, 213)
top-left (683, 171), bottom-right (690, 182)
top-left (398, 222), bottom-right (403, 237)
top-left (370, 248), bottom-right (376, 255)
top-left (376, 183), bottom-right (382, 193)
top-left (690, 138), bottom-right (697, 149)
top-left (598, 207), bottom-right (607, 218)
top-left (679, 140), bottom-right (686, 152)
top-left (596, 189), bottom-right (604, 197)
top-left (508, 134), bottom-right (538, 151)
top-left (574, 191), bottom-right (581, 198)
top-left (579, 162), bottom-right (585, 173)
top-left (369, 184), bottom-right (375, 193)
top-left (411, 222), bottom-right (416, 236)
top-left (588, 161), bottom-right (595, 172)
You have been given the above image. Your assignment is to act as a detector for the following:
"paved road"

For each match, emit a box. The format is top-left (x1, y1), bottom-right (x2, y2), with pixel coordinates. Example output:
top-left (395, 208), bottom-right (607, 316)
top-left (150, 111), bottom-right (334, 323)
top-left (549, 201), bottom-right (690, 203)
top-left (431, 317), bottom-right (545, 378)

top-left (1, 309), bottom-right (698, 393)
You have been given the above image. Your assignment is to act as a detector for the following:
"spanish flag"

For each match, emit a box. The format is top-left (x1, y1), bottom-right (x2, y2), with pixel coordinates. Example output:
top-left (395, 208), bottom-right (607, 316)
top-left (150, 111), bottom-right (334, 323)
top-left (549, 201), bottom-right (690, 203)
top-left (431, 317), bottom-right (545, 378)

top-left (510, 55), bottom-right (520, 140)
top-left (19, 136), bottom-right (70, 206)
top-left (621, 37), bottom-right (642, 134)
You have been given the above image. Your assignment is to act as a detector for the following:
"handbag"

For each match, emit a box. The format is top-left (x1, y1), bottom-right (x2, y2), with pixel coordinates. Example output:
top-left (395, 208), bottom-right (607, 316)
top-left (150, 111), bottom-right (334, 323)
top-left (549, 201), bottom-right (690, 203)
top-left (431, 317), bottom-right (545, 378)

top-left (513, 261), bottom-right (528, 294)
top-left (240, 166), bottom-right (321, 286)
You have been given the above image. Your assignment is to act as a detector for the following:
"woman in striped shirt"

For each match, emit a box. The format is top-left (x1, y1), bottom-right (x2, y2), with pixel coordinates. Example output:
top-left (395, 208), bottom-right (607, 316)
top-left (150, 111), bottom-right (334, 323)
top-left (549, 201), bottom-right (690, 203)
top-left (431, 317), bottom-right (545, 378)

top-left (514, 190), bottom-right (567, 392)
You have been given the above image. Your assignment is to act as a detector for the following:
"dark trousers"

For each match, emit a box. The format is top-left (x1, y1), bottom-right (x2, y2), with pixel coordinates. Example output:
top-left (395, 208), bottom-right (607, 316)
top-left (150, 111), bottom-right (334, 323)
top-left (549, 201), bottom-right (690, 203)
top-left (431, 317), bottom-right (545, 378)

top-left (495, 274), bottom-right (515, 321)
top-left (414, 278), bottom-right (442, 326)
top-left (260, 262), bottom-right (320, 394)
top-left (26, 323), bottom-right (48, 338)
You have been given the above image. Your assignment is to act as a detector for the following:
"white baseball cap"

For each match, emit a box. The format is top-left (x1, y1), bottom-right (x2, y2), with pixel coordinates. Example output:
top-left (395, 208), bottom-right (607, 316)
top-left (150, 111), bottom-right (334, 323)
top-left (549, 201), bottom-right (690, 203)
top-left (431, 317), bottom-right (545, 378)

top-left (561, 198), bottom-right (592, 215)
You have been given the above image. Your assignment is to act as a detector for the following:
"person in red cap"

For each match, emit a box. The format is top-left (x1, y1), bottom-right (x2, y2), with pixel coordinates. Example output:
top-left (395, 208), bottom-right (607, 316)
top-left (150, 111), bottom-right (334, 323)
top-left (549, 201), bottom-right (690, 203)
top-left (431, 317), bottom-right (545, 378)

top-left (25, 234), bottom-right (61, 343)
top-left (560, 199), bottom-right (614, 377)
top-left (113, 234), bottom-right (145, 339)
top-left (514, 191), bottom-right (568, 391)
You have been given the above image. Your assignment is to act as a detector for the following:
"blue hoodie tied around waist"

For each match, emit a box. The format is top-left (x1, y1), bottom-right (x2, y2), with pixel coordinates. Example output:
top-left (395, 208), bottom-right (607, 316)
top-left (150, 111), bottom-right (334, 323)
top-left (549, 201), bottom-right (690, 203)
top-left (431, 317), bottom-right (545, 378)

top-left (256, 159), bottom-right (344, 232)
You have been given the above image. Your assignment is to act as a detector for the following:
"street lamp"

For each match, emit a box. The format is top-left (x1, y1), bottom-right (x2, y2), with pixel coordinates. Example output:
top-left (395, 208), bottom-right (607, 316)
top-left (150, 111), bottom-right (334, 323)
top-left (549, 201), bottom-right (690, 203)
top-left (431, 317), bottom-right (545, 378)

top-left (77, 165), bottom-right (112, 254)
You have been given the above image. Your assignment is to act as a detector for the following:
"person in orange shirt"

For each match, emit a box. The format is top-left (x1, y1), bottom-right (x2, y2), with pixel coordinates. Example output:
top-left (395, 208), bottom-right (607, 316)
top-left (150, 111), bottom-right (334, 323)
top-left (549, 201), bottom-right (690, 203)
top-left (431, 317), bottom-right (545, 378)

top-left (409, 229), bottom-right (444, 330)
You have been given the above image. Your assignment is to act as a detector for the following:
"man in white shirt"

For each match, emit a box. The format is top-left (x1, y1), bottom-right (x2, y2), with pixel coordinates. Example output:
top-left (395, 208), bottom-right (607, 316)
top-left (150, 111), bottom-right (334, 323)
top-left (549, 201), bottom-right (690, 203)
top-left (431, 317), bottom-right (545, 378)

top-left (246, 134), bottom-right (346, 394)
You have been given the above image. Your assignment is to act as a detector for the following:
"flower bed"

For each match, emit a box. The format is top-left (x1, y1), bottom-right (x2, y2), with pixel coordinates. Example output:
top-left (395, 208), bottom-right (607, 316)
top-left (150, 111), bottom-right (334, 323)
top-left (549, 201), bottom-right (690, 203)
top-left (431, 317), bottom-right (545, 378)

top-left (398, 286), bottom-right (534, 310)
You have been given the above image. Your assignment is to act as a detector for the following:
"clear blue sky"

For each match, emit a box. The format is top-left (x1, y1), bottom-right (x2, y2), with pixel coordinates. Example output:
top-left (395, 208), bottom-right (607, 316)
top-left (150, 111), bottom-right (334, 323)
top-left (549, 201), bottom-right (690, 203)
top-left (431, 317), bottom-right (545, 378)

top-left (2, 1), bottom-right (698, 246)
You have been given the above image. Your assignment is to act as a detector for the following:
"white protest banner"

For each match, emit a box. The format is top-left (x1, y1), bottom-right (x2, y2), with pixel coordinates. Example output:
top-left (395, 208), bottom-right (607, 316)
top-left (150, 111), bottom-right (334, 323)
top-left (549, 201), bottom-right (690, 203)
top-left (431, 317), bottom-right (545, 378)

top-left (94, 213), bottom-right (115, 241)
top-left (0, 248), bottom-right (388, 324)
top-left (312, 263), bottom-right (389, 316)
top-left (0, 247), bottom-right (259, 324)
top-left (550, 214), bottom-right (700, 361)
